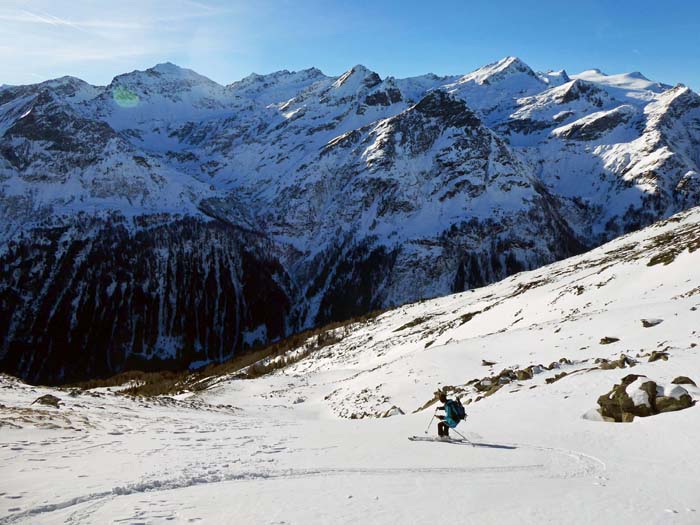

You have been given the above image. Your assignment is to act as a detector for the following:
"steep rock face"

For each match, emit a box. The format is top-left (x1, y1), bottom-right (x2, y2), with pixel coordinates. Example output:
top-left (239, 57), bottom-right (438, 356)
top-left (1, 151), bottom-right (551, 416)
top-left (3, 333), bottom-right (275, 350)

top-left (552, 105), bottom-right (637, 141)
top-left (266, 91), bottom-right (583, 324)
top-left (500, 79), bottom-right (612, 139)
top-left (0, 216), bottom-right (293, 383)
top-left (3, 92), bottom-right (124, 179)
top-left (501, 78), bottom-right (700, 243)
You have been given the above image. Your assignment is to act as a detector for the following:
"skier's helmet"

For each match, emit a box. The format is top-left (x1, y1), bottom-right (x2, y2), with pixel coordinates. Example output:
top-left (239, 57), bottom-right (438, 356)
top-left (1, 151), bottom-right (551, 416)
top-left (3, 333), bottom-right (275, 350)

top-left (439, 392), bottom-right (447, 403)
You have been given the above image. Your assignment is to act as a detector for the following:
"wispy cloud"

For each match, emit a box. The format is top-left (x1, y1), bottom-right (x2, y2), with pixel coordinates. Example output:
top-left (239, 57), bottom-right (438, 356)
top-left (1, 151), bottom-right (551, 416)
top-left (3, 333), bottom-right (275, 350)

top-left (0, 44), bottom-right (161, 62)
top-left (0, 10), bottom-right (147, 30)
top-left (179, 0), bottom-right (219, 12)
top-left (0, 0), bottom-right (239, 84)
top-left (0, 2), bottom-right (228, 32)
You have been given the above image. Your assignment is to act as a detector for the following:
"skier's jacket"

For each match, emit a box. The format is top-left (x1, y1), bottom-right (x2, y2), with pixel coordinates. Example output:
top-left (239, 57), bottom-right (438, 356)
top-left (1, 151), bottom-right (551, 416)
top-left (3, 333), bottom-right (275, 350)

top-left (443, 400), bottom-right (462, 428)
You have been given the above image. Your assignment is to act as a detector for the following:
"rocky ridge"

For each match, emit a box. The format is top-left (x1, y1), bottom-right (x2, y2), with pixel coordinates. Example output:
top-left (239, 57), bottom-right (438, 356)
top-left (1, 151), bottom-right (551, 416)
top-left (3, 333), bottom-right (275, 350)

top-left (1, 57), bottom-right (699, 382)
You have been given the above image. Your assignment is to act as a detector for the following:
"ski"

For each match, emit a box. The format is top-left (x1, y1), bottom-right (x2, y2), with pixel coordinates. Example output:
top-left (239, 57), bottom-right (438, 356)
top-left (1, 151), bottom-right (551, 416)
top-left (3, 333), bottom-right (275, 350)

top-left (408, 435), bottom-right (466, 444)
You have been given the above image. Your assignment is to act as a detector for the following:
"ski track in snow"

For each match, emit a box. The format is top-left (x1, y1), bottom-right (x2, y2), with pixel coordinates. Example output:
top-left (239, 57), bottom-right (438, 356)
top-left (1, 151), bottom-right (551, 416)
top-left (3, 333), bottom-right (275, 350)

top-left (0, 384), bottom-right (609, 525)
top-left (0, 440), bottom-right (604, 525)
top-left (2, 208), bottom-right (700, 524)
top-left (0, 375), bottom-right (611, 524)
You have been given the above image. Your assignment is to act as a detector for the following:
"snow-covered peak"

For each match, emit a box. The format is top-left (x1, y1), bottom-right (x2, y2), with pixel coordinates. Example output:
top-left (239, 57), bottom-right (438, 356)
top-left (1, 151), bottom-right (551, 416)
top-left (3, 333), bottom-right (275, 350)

top-left (3, 57), bottom-right (700, 399)
top-left (228, 67), bottom-right (329, 105)
top-left (651, 83), bottom-right (699, 107)
top-left (96, 63), bottom-right (233, 124)
top-left (114, 62), bottom-right (221, 88)
top-left (509, 79), bottom-right (610, 125)
top-left (144, 62), bottom-right (230, 89)
top-left (644, 84), bottom-right (700, 133)
top-left (0, 75), bottom-right (101, 109)
top-left (233, 67), bottom-right (326, 86)
top-left (150, 62), bottom-right (190, 75)
top-left (572, 68), bottom-right (670, 94)
top-left (557, 78), bottom-right (607, 102)
top-left (332, 64), bottom-right (382, 91)
top-left (459, 56), bottom-right (539, 86)
top-left (39, 75), bottom-right (94, 89)
top-left (539, 69), bottom-right (571, 87)
top-left (443, 57), bottom-right (545, 122)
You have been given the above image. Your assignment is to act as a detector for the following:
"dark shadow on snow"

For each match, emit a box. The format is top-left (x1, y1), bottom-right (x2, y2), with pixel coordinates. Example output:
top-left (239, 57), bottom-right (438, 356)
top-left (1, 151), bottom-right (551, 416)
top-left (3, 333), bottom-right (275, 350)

top-left (468, 442), bottom-right (517, 450)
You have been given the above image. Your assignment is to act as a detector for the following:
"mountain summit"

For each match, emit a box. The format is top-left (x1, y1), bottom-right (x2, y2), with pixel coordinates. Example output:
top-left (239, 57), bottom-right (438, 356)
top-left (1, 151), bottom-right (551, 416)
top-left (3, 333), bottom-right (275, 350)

top-left (460, 56), bottom-right (539, 85)
top-left (1, 57), bottom-right (698, 383)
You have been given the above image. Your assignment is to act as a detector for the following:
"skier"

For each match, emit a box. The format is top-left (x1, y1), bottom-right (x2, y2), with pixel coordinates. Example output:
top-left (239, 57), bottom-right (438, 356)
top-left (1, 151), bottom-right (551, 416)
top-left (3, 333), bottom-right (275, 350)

top-left (436, 392), bottom-right (462, 438)
top-left (407, 391), bottom-right (468, 443)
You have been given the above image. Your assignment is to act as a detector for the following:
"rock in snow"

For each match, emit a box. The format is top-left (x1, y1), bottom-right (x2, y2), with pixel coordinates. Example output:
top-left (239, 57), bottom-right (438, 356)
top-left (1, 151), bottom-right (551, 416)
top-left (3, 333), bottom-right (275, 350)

top-left (597, 374), bottom-right (695, 422)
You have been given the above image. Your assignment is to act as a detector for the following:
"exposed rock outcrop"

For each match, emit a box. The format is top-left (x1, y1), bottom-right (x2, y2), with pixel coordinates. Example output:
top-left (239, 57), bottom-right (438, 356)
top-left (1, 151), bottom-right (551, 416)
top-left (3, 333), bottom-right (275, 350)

top-left (31, 394), bottom-right (62, 408)
top-left (597, 374), bottom-right (695, 422)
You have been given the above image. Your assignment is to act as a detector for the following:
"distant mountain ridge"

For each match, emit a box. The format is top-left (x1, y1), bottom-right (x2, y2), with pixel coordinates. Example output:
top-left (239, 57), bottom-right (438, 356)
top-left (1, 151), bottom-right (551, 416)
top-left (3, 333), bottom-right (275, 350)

top-left (1, 57), bottom-right (699, 383)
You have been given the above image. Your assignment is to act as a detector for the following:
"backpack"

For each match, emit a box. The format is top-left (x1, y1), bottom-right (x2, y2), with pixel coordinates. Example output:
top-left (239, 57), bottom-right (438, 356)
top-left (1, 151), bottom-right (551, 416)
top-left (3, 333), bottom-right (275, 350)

top-left (446, 398), bottom-right (466, 422)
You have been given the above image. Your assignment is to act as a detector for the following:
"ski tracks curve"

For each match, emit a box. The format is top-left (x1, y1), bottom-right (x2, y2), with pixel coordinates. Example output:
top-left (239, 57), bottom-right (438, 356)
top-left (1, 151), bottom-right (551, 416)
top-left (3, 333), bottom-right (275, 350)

top-left (1, 442), bottom-right (606, 524)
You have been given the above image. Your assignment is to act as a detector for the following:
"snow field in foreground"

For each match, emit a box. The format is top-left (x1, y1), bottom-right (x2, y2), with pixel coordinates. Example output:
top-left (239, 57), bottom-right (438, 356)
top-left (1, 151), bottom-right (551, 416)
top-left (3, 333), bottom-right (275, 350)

top-left (1, 208), bottom-right (700, 524)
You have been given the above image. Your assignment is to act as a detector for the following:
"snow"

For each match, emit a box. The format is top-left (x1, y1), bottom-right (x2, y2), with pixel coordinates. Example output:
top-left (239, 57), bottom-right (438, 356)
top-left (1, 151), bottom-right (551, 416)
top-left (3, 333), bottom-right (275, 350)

top-left (443, 56), bottom-right (547, 121)
top-left (540, 69), bottom-right (571, 87)
top-left (456, 56), bottom-right (539, 87)
top-left (332, 64), bottom-right (377, 91)
top-left (664, 384), bottom-right (690, 401)
top-left (573, 69), bottom-right (670, 94)
top-left (550, 104), bottom-right (638, 142)
top-left (3, 57), bottom-right (698, 312)
top-left (2, 207), bottom-right (699, 524)
top-left (2, 58), bottom-right (700, 519)
top-left (229, 67), bottom-right (329, 106)
top-left (625, 378), bottom-right (652, 407)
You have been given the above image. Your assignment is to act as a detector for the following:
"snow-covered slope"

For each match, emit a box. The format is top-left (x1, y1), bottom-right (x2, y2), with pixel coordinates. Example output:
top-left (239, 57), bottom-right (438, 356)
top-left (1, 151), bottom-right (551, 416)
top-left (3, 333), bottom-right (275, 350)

top-left (445, 57), bottom-right (548, 115)
top-left (1, 58), bottom-right (699, 382)
top-left (258, 205), bottom-right (699, 420)
top-left (1, 207), bottom-right (698, 524)
top-left (572, 68), bottom-right (671, 96)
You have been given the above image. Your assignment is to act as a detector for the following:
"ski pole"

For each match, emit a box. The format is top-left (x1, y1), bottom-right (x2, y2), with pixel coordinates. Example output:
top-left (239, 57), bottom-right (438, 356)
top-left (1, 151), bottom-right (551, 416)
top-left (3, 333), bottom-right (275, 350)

top-left (424, 409), bottom-right (437, 434)
top-left (451, 427), bottom-right (472, 444)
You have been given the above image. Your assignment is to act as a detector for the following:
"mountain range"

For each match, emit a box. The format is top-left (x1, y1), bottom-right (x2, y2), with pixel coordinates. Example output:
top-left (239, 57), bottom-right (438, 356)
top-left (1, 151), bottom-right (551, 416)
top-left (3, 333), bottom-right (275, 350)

top-left (1, 56), bottom-right (699, 383)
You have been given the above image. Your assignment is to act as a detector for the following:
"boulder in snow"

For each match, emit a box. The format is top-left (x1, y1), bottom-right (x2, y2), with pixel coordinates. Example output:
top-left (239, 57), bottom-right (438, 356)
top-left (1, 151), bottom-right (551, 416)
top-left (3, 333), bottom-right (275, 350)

top-left (31, 394), bottom-right (62, 408)
top-left (597, 374), bottom-right (694, 422)
top-left (515, 368), bottom-right (533, 380)
top-left (672, 376), bottom-right (696, 386)
top-left (596, 354), bottom-right (637, 370)
top-left (380, 406), bottom-right (405, 418)
top-left (648, 350), bottom-right (669, 362)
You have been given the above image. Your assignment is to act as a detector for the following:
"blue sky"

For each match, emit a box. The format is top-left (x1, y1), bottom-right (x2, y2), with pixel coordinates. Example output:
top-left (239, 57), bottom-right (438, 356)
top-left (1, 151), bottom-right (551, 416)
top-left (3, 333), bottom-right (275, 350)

top-left (1, 0), bottom-right (699, 90)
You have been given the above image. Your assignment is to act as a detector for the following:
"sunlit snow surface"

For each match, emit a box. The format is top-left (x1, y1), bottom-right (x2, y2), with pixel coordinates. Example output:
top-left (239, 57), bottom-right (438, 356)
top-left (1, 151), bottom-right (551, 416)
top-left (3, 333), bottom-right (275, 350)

top-left (1, 207), bottom-right (699, 524)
